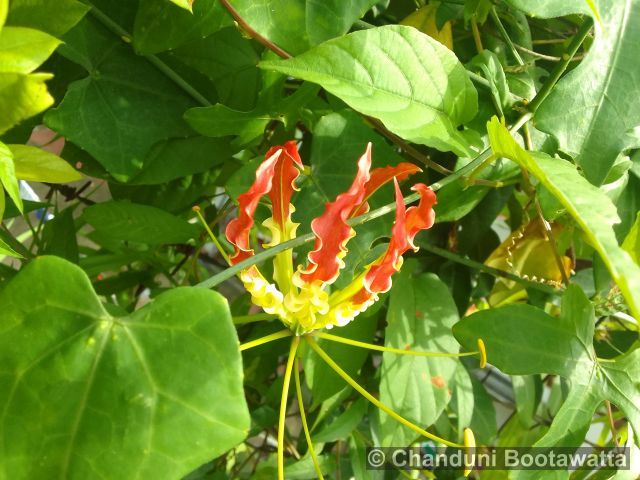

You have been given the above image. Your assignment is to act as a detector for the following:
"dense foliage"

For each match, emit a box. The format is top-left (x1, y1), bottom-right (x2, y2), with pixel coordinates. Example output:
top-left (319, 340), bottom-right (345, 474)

top-left (0, 0), bottom-right (639, 479)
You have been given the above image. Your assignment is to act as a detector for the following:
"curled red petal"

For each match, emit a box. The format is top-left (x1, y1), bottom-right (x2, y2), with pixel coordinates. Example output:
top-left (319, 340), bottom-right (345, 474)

top-left (362, 181), bottom-right (437, 295)
top-left (299, 143), bottom-right (373, 284)
top-left (226, 142), bottom-right (302, 264)
top-left (267, 140), bottom-right (302, 229)
top-left (351, 162), bottom-right (422, 217)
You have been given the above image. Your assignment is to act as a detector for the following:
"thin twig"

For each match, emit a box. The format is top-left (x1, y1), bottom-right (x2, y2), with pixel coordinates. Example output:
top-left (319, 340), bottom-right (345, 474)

top-left (528, 17), bottom-right (593, 113)
top-left (219, 0), bottom-right (291, 59)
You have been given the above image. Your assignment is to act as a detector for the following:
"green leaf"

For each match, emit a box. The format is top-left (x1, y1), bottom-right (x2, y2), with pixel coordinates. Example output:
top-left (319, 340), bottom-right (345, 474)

top-left (509, 0), bottom-right (640, 185)
top-left (468, 374), bottom-right (497, 445)
top-left (6, 0), bottom-right (88, 37)
top-left (133, 0), bottom-right (231, 54)
top-left (506, 0), bottom-right (592, 17)
top-left (8, 144), bottom-right (83, 183)
top-left (185, 104), bottom-right (272, 140)
top-left (487, 116), bottom-right (640, 320)
top-left (453, 303), bottom-right (591, 377)
top-left (0, 234), bottom-right (22, 258)
top-left (0, 141), bottom-right (21, 212)
top-left (512, 375), bottom-right (542, 428)
top-left (0, 72), bottom-right (53, 135)
top-left (82, 200), bottom-right (200, 245)
top-left (380, 270), bottom-right (460, 446)
top-left (0, 0), bottom-right (6, 31)
top-left (172, 27), bottom-right (260, 111)
top-left (230, 0), bottom-right (378, 55)
top-left (0, 256), bottom-right (249, 478)
top-left (169, 0), bottom-right (193, 11)
top-left (456, 285), bottom-right (640, 451)
top-left (448, 362), bottom-right (497, 445)
top-left (45, 16), bottom-right (196, 181)
top-left (622, 212), bottom-right (640, 264)
top-left (41, 207), bottom-right (79, 262)
top-left (312, 399), bottom-right (367, 444)
top-left (185, 81), bottom-right (320, 145)
top-left (260, 25), bottom-right (479, 156)
top-left (128, 136), bottom-right (233, 185)
top-left (0, 26), bottom-right (60, 73)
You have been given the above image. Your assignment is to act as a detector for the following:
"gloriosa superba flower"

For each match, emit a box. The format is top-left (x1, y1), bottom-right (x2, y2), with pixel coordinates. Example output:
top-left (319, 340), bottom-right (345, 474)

top-left (225, 140), bottom-right (437, 334)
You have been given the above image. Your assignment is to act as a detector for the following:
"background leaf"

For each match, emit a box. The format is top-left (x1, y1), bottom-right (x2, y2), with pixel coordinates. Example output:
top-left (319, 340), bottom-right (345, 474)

top-left (133, 0), bottom-right (231, 54)
top-left (45, 16), bottom-right (196, 181)
top-left (379, 269), bottom-right (460, 446)
top-left (82, 200), bottom-right (200, 245)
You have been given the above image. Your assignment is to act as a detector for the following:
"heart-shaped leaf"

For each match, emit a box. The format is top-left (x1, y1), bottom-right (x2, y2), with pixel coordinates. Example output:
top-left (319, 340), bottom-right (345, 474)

top-left (0, 256), bottom-right (250, 479)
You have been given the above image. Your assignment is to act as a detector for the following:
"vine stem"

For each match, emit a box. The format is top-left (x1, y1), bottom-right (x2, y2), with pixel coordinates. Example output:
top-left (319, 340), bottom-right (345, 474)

top-left (239, 329), bottom-right (292, 351)
top-left (233, 313), bottom-right (278, 325)
top-left (521, 124), bottom-right (570, 285)
top-left (192, 206), bottom-right (231, 265)
top-left (219, 0), bottom-right (291, 59)
top-left (527, 17), bottom-right (593, 113)
top-left (490, 7), bottom-right (524, 66)
top-left (304, 336), bottom-right (463, 448)
top-left (293, 358), bottom-right (325, 479)
top-left (315, 332), bottom-right (479, 358)
top-left (278, 337), bottom-right (300, 480)
top-left (421, 244), bottom-right (562, 294)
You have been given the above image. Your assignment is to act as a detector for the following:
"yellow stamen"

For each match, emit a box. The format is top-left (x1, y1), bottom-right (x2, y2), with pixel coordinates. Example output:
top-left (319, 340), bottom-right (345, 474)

top-left (239, 329), bottom-right (292, 351)
top-left (305, 336), bottom-right (463, 448)
top-left (278, 337), bottom-right (300, 480)
top-left (293, 357), bottom-right (325, 479)
top-left (316, 332), bottom-right (479, 358)
top-left (477, 339), bottom-right (487, 368)
top-left (463, 428), bottom-right (476, 477)
top-left (192, 205), bottom-right (231, 265)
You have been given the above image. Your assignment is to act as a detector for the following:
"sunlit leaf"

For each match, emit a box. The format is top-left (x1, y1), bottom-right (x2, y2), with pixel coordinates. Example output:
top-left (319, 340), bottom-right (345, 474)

top-left (9, 144), bottom-right (82, 183)
top-left (509, 0), bottom-right (640, 185)
top-left (0, 72), bottom-right (53, 135)
top-left (6, 0), bottom-right (88, 37)
top-left (229, 0), bottom-right (378, 55)
top-left (260, 25), bottom-right (479, 156)
top-left (0, 141), bottom-right (21, 212)
top-left (0, 26), bottom-right (60, 73)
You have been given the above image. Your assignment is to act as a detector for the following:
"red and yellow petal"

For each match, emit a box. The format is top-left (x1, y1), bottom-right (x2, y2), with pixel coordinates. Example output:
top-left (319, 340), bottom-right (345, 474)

top-left (225, 141), bottom-right (303, 265)
top-left (267, 140), bottom-right (302, 231)
top-left (298, 143), bottom-right (373, 285)
top-left (225, 149), bottom-right (283, 264)
top-left (363, 181), bottom-right (436, 295)
top-left (351, 162), bottom-right (422, 217)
